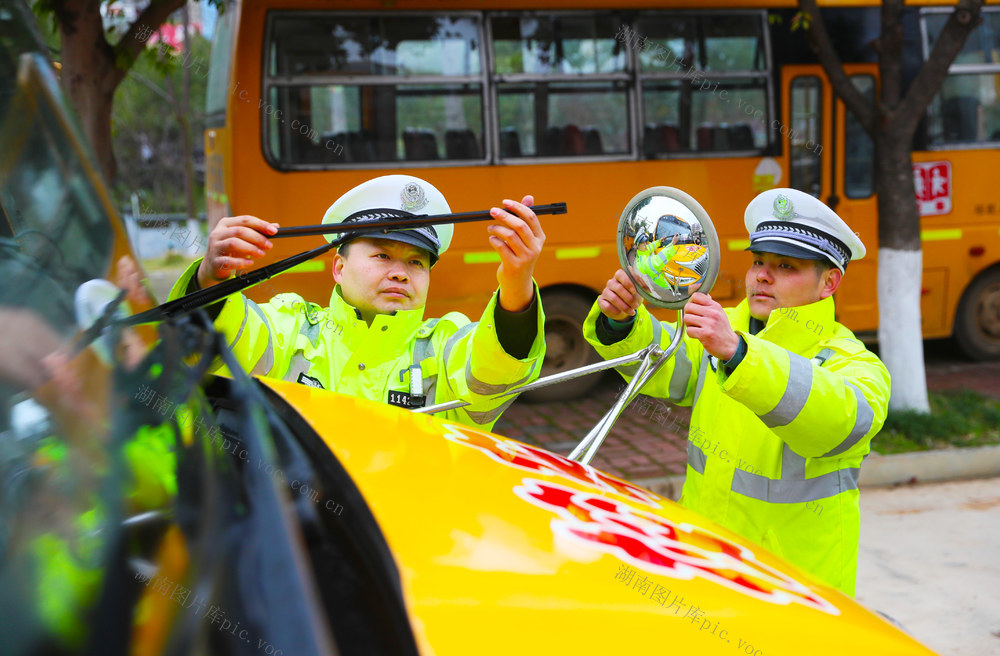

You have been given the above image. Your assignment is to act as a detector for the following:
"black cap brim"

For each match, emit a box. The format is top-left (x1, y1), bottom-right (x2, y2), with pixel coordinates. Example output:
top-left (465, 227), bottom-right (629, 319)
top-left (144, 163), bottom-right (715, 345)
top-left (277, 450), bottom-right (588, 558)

top-left (746, 239), bottom-right (830, 263)
top-left (340, 230), bottom-right (440, 264)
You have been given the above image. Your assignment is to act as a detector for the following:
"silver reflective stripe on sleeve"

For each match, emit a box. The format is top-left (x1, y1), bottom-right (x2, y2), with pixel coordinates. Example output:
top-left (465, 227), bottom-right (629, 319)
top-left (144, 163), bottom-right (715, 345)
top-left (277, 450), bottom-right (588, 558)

top-left (668, 332), bottom-right (692, 402)
top-left (442, 323), bottom-right (476, 363)
top-left (687, 440), bottom-right (707, 474)
top-left (759, 351), bottom-right (812, 428)
top-left (229, 297), bottom-right (250, 351)
top-left (821, 381), bottom-right (876, 457)
top-left (618, 316), bottom-right (663, 378)
top-left (465, 360), bottom-right (537, 396)
top-left (465, 397), bottom-right (516, 425)
top-left (247, 301), bottom-right (274, 376)
top-left (692, 352), bottom-right (710, 406)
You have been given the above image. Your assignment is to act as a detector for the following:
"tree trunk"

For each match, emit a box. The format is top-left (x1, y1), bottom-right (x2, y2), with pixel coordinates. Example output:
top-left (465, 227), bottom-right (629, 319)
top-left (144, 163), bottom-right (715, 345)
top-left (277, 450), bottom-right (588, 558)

top-left (874, 133), bottom-right (930, 412)
top-left (57, 0), bottom-right (122, 181)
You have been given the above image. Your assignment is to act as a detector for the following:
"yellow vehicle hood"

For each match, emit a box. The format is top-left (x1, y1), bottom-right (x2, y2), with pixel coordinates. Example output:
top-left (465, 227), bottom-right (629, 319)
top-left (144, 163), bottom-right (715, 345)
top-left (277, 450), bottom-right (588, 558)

top-left (664, 243), bottom-right (709, 286)
top-left (260, 379), bottom-right (935, 656)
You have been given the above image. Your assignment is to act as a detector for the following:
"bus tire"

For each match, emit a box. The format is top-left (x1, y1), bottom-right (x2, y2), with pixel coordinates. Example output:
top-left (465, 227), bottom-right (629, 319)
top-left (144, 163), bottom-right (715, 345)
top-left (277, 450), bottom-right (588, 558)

top-left (522, 290), bottom-right (603, 403)
top-left (954, 267), bottom-right (1000, 361)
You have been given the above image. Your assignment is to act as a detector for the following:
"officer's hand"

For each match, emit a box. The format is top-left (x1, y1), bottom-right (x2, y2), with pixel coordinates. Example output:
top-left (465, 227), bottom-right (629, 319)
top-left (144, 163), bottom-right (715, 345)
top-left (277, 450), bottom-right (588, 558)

top-left (598, 269), bottom-right (642, 321)
top-left (488, 195), bottom-right (545, 312)
top-left (198, 215), bottom-right (279, 289)
top-left (683, 292), bottom-right (739, 361)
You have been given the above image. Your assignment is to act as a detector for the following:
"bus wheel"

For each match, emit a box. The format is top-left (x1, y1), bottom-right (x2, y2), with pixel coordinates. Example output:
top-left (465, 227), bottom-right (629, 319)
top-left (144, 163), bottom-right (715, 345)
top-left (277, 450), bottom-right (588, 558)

top-left (522, 291), bottom-right (603, 403)
top-left (955, 268), bottom-right (1000, 360)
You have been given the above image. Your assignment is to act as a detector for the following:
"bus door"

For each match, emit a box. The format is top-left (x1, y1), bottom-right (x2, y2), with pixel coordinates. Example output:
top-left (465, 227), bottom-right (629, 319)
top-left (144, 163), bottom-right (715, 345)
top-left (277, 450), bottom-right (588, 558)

top-left (779, 64), bottom-right (880, 334)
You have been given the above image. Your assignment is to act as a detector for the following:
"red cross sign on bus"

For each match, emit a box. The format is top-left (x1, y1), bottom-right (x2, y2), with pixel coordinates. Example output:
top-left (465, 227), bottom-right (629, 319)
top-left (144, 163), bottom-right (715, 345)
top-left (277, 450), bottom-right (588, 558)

top-left (913, 161), bottom-right (952, 216)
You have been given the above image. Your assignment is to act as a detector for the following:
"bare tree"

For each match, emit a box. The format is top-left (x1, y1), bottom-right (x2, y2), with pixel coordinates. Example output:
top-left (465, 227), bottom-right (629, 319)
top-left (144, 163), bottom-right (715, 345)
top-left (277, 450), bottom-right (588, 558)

top-left (798, 0), bottom-right (984, 412)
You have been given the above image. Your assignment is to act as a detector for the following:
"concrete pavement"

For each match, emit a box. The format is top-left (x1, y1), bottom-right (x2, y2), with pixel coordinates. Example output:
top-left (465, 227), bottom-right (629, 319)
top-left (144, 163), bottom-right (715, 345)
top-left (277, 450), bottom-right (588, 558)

top-left (856, 477), bottom-right (1000, 656)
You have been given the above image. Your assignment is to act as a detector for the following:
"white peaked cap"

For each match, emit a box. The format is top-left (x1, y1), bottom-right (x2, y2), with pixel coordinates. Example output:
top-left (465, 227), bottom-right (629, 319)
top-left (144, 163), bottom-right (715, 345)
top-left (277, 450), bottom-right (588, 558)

top-left (321, 175), bottom-right (454, 263)
top-left (744, 188), bottom-right (866, 273)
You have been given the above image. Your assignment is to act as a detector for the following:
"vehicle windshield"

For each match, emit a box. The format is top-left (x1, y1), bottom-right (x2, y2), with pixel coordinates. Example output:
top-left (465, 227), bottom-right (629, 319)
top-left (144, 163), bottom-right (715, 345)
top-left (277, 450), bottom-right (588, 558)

top-left (0, 5), bottom-right (154, 651)
top-left (1, 56), bottom-right (115, 323)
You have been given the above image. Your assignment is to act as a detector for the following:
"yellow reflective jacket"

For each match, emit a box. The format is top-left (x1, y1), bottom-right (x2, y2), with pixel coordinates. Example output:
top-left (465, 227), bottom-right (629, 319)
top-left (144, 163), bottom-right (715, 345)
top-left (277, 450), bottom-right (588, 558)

top-left (168, 260), bottom-right (545, 430)
top-left (583, 296), bottom-right (890, 595)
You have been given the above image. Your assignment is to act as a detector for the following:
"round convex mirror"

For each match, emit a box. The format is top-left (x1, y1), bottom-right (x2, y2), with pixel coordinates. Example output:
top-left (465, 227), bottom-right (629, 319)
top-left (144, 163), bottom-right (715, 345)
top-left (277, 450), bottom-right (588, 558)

top-left (616, 187), bottom-right (720, 309)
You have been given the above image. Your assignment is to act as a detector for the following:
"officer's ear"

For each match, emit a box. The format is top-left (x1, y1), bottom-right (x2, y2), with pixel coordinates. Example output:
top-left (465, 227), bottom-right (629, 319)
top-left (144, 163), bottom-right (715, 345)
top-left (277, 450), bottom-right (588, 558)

top-left (818, 266), bottom-right (842, 299)
top-left (332, 250), bottom-right (346, 285)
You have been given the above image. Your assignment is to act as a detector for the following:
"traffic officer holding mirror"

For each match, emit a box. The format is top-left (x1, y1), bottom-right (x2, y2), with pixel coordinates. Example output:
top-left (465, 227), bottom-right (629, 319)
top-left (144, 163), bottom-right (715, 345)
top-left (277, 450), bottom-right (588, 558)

top-left (168, 175), bottom-right (546, 430)
top-left (584, 188), bottom-right (890, 596)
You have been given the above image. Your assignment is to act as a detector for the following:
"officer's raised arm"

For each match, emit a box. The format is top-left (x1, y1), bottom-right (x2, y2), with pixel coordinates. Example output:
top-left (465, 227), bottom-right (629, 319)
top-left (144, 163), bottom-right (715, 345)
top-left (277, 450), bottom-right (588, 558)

top-left (487, 195), bottom-right (545, 313)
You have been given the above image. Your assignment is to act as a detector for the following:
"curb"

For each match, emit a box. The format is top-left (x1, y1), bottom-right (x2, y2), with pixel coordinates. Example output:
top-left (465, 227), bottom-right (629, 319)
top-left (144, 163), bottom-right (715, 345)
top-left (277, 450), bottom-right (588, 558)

top-left (629, 444), bottom-right (1000, 501)
top-left (859, 443), bottom-right (1000, 487)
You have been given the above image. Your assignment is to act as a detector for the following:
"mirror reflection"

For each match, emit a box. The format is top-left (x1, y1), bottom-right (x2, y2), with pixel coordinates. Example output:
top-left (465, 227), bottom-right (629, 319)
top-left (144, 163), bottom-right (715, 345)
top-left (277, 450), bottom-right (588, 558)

top-left (617, 189), bottom-right (718, 308)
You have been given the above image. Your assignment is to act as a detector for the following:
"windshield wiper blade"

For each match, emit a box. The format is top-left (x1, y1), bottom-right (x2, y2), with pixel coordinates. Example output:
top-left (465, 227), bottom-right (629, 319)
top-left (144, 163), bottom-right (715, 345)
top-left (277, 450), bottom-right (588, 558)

top-left (120, 241), bottom-right (336, 327)
top-left (122, 201), bottom-right (568, 327)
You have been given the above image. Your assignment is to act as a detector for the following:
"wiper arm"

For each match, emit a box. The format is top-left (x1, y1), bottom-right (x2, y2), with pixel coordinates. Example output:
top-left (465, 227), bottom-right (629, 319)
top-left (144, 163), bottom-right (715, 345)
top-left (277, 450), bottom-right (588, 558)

top-left (121, 202), bottom-right (568, 327)
top-left (71, 287), bottom-right (128, 357)
top-left (121, 241), bottom-right (335, 327)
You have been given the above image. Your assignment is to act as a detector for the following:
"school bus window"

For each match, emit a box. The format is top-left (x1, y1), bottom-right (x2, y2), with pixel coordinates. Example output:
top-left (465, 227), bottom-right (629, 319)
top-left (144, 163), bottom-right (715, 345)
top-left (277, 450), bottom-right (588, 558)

top-left (491, 14), bottom-right (625, 75)
top-left (844, 75), bottom-right (875, 199)
top-left (927, 74), bottom-right (1000, 144)
top-left (789, 75), bottom-right (822, 197)
top-left (703, 15), bottom-right (767, 71)
top-left (923, 10), bottom-right (999, 67)
top-left (491, 13), bottom-right (628, 159)
top-left (922, 9), bottom-right (1000, 146)
top-left (263, 13), bottom-right (485, 167)
top-left (497, 81), bottom-right (628, 157)
top-left (635, 13), bottom-right (766, 73)
top-left (636, 13), bottom-right (769, 156)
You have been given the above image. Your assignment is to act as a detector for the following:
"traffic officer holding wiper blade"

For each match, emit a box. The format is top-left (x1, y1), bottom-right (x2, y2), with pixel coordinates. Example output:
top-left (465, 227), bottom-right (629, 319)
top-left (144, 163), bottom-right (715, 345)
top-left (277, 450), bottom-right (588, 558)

top-left (584, 188), bottom-right (890, 596)
top-left (167, 175), bottom-right (546, 430)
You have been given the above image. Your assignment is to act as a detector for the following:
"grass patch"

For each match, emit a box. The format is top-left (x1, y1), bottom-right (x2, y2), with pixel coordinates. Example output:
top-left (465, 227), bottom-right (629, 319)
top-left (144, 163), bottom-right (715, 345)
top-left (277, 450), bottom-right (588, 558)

top-left (875, 390), bottom-right (1000, 454)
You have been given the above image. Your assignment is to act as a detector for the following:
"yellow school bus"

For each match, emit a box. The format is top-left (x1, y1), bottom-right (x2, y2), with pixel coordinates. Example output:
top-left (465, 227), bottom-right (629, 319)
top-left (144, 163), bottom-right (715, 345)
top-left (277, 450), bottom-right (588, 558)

top-left (204, 0), bottom-right (1000, 399)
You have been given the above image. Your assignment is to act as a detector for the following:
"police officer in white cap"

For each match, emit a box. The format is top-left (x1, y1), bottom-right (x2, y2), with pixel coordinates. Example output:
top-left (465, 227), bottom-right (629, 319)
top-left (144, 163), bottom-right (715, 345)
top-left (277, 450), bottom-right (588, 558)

top-left (167, 174), bottom-right (546, 430)
top-left (583, 187), bottom-right (890, 596)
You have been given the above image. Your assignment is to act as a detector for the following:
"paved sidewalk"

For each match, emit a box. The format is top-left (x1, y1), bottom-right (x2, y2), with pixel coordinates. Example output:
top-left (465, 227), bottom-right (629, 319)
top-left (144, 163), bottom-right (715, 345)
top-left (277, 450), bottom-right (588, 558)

top-left (494, 346), bottom-right (1000, 486)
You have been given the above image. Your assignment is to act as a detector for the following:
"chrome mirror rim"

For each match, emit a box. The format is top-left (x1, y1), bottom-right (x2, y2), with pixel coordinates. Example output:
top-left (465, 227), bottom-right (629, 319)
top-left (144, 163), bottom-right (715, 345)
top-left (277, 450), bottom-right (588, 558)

top-left (616, 186), bottom-right (721, 310)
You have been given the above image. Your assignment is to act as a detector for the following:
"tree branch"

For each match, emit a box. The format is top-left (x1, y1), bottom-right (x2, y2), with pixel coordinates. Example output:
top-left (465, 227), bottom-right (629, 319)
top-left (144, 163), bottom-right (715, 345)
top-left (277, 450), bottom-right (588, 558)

top-left (798, 0), bottom-right (876, 136)
top-left (127, 70), bottom-right (173, 103)
top-left (117, 0), bottom-right (187, 75)
top-left (897, 0), bottom-right (984, 133)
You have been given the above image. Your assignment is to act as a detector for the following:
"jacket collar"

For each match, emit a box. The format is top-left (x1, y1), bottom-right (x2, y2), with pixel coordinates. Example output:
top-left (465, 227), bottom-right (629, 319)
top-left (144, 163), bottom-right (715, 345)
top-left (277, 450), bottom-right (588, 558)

top-left (328, 286), bottom-right (425, 357)
top-left (731, 295), bottom-right (835, 351)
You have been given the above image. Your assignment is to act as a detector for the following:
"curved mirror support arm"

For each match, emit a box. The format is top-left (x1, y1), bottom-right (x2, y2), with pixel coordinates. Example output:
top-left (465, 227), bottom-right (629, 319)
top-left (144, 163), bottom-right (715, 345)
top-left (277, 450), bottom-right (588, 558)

top-left (568, 310), bottom-right (685, 465)
top-left (413, 349), bottom-right (648, 415)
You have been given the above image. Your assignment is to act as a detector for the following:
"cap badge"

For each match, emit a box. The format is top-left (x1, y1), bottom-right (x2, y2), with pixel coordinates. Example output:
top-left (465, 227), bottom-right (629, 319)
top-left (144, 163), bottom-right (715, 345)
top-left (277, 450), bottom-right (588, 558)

top-left (400, 182), bottom-right (428, 212)
top-left (773, 194), bottom-right (794, 219)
